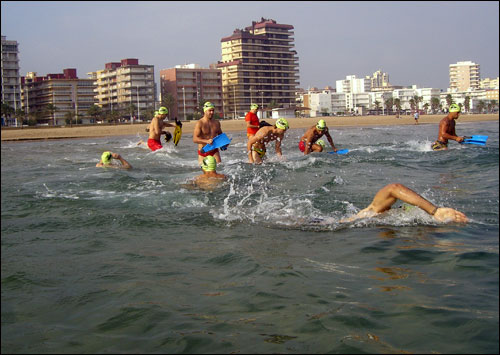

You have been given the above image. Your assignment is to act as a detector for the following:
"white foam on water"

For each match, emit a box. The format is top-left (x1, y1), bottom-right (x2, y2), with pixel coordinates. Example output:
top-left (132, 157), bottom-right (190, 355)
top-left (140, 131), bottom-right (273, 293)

top-left (404, 139), bottom-right (434, 152)
top-left (305, 258), bottom-right (360, 275)
top-left (38, 183), bottom-right (80, 200)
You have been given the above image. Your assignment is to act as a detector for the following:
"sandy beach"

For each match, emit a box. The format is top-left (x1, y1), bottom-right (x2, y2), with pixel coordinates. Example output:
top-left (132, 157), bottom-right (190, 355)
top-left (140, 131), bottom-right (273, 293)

top-left (1, 114), bottom-right (498, 142)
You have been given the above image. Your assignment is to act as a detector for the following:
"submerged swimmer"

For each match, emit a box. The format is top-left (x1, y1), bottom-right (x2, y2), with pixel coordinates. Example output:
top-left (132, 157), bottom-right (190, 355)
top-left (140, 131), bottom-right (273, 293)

top-left (182, 155), bottom-right (226, 191)
top-left (96, 151), bottom-right (132, 169)
top-left (247, 118), bottom-right (289, 164)
top-left (343, 183), bottom-right (468, 223)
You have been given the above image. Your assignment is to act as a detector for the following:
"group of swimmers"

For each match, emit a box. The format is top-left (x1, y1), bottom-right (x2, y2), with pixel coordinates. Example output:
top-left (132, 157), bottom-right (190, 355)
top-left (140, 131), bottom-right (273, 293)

top-left (96, 101), bottom-right (468, 224)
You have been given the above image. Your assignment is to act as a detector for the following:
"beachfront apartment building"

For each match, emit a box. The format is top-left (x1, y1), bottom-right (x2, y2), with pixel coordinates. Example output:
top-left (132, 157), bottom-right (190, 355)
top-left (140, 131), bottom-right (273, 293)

top-left (449, 61), bottom-right (480, 92)
top-left (88, 58), bottom-right (155, 121)
top-left (217, 18), bottom-right (300, 119)
top-left (160, 64), bottom-right (223, 120)
top-left (305, 85), bottom-right (442, 116)
top-left (480, 77), bottom-right (499, 90)
top-left (336, 75), bottom-right (371, 95)
top-left (440, 89), bottom-right (499, 113)
top-left (20, 69), bottom-right (96, 125)
top-left (1, 36), bottom-right (22, 123)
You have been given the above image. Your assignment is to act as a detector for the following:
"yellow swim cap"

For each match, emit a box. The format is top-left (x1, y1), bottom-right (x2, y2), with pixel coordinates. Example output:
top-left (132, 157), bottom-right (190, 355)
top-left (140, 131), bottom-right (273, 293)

top-left (201, 155), bottom-right (217, 171)
top-left (316, 119), bottom-right (326, 130)
top-left (250, 104), bottom-right (259, 110)
top-left (158, 107), bottom-right (168, 115)
top-left (203, 102), bottom-right (215, 112)
top-left (101, 151), bottom-right (112, 164)
top-left (275, 118), bottom-right (289, 130)
top-left (449, 103), bottom-right (461, 113)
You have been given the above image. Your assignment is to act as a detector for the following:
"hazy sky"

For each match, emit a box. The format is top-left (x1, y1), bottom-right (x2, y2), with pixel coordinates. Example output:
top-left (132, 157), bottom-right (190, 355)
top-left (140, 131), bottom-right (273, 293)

top-left (2, 1), bottom-right (498, 91)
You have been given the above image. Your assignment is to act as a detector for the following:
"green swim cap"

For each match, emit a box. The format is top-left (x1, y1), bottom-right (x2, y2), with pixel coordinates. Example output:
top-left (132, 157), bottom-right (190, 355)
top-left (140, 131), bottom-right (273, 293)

top-left (158, 107), bottom-right (168, 115)
top-left (316, 139), bottom-right (326, 148)
top-left (250, 104), bottom-right (259, 110)
top-left (275, 118), bottom-right (289, 130)
top-left (449, 103), bottom-right (461, 113)
top-left (201, 155), bottom-right (217, 172)
top-left (101, 151), bottom-right (112, 165)
top-left (203, 102), bottom-right (215, 112)
top-left (316, 119), bottom-right (326, 130)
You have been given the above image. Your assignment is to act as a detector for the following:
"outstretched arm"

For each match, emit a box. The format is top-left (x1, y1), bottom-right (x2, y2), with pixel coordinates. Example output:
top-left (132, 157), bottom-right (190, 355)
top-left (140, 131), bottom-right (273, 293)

top-left (325, 131), bottom-right (337, 151)
top-left (345, 183), bottom-right (467, 223)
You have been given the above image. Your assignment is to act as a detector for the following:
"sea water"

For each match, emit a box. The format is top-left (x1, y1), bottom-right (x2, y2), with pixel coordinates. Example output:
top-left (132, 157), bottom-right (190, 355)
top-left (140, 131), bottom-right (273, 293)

top-left (1, 120), bottom-right (498, 354)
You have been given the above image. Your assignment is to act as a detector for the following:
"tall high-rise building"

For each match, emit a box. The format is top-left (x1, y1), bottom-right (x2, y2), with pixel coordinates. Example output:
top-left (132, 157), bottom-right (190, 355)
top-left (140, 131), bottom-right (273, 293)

top-left (160, 64), bottom-right (223, 120)
top-left (21, 69), bottom-right (96, 125)
top-left (1, 36), bottom-right (21, 111)
top-left (217, 18), bottom-right (300, 118)
top-left (370, 70), bottom-right (390, 89)
top-left (449, 61), bottom-right (480, 92)
top-left (88, 58), bottom-right (155, 118)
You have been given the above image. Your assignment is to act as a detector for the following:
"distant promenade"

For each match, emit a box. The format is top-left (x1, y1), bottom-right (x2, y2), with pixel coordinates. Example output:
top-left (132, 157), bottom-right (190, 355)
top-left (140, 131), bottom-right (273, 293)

top-left (1, 113), bottom-right (498, 142)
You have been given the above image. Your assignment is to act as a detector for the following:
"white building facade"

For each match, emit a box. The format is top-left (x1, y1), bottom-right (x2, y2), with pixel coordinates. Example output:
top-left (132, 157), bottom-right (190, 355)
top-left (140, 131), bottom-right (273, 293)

top-left (1, 36), bottom-right (22, 122)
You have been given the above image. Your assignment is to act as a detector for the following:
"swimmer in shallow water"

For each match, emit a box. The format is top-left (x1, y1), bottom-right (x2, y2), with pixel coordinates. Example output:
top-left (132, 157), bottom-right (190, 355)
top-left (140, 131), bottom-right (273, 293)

top-left (342, 183), bottom-right (468, 223)
top-left (247, 118), bottom-right (289, 165)
top-left (182, 155), bottom-right (226, 191)
top-left (96, 151), bottom-right (132, 169)
top-left (431, 103), bottom-right (465, 151)
top-left (299, 119), bottom-right (337, 154)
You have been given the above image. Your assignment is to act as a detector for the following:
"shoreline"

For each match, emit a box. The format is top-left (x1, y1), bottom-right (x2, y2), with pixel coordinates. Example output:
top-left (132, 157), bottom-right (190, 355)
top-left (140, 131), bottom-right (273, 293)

top-left (1, 114), bottom-right (498, 142)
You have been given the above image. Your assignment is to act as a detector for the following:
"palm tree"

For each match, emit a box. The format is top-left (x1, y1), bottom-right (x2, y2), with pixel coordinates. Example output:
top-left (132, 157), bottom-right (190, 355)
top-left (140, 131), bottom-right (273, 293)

top-left (409, 98), bottom-right (416, 112)
top-left (14, 108), bottom-right (25, 128)
top-left (161, 93), bottom-right (176, 117)
top-left (464, 96), bottom-right (470, 113)
top-left (490, 100), bottom-right (498, 113)
top-left (374, 100), bottom-right (381, 114)
top-left (384, 98), bottom-right (393, 115)
top-left (487, 101), bottom-right (494, 113)
top-left (413, 95), bottom-right (423, 112)
top-left (393, 98), bottom-right (401, 117)
top-left (87, 105), bottom-right (103, 124)
top-left (1, 102), bottom-right (14, 125)
top-left (423, 103), bottom-right (429, 113)
top-left (64, 111), bottom-right (74, 127)
top-left (126, 104), bottom-right (136, 123)
top-left (431, 97), bottom-right (440, 113)
top-left (476, 100), bottom-right (486, 114)
top-left (446, 94), bottom-right (453, 107)
top-left (45, 103), bottom-right (58, 126)
top-left (109, 110), bottom-right (120, 124)
top-left (269, 100), bottom-right (280, 110)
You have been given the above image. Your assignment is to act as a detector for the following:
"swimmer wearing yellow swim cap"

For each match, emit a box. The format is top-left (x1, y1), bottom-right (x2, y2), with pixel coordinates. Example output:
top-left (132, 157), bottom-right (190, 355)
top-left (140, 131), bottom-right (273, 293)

top-left (193, 101), bottom-right (224, 166)
top-left (299, 119), bottom-right (338, 155)
top-left (246, 118), bottom-right (289, 165)
top-left (431, 103), bottom-right (465, 151)
top-left (96, 151), bottom-right (132, 169)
